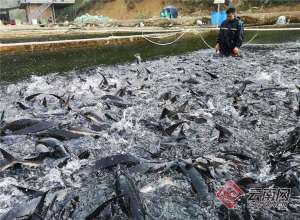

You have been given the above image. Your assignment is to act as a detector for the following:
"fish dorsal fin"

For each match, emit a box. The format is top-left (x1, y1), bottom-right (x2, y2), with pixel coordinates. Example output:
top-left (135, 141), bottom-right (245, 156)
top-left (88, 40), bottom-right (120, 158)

top-left (0, 110), bottom-right (4, 122)
top-left (0, 148), bottom-right (16, 162)
top-left (179, 125), bottom-right (186, 137)
top-left (160, 108), bottom-right (171, 120)
top-left (42, 97), bottom-right (47, 108)
top-left (164, 121), bottom-right (185, 136)
top-left (100, 74), bottom-right (108, 86)
top-left (25, 93), bottom-right (43, 101)
top-left (85, 196), bottom-right (121, 220)
top-left (177, 101), bottom-right (189, 113)
top-left (42, 194), bottom-right (57, 218)
top-left (49, 94), bottom-right (66, 104)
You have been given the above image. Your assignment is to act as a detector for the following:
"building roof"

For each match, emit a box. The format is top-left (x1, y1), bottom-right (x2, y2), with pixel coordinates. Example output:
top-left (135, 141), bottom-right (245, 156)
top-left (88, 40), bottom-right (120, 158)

top-left (20, 0), bottom-right (75, 4)
top-left (0, 0), bottom-right (75, 10)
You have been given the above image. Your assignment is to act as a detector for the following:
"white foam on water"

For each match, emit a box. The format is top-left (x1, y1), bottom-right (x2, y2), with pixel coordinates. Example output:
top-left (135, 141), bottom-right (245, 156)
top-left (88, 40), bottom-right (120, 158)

top-left (141, 177), bottom-right (177, 193)
top-left (0, 177), bottom-right (18, 188)
top-left (62, 159), bottom-right (82, 175)
top-left (256, 71), bottom-right (272, 81)
top-left (0, 177), bottom-right (24, 215)
top-left (41, 168), bottom-right (65, 188)
top-left (257, 161), bottom-right (277, 182)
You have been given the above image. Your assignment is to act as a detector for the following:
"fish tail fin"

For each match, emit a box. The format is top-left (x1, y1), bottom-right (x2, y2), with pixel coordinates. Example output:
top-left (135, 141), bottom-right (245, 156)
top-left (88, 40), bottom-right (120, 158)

top-left (160, 108), bottom-right (170, 119)
top-left (65, 94), bottom-right (72, 111)
top-left (164, 121), bottom-right (185, 136)
top-left (85, 196), bottom-right (120, 220)
top-left (34, 190), bottom-right (49, 216)
top-left (0, 110), bottom-right (4, 122)
top-left (0, 148), bottom-right (16, 162)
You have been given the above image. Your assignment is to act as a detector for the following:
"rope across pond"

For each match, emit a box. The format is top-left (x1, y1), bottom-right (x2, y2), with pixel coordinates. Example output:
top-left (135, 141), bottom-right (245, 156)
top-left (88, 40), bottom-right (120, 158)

top-left (141, 26), bottom-right (299, 47)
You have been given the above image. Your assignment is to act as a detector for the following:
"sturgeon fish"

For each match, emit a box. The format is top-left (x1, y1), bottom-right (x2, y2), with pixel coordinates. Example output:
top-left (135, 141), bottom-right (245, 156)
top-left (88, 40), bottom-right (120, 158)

top-left (94, 154), bottom-right (140, 170)
top-left (215, 124), bottom-right (232, 143)
top-left (230, 80), bottom-right (253, 98)
top-left (176, 161), bottom-right (210, 201)
top-left (0, 148), bottom-right (40, 171)
top-left (85, 196), bottom-right (121, 220)
top-left (36, 128), bottom-right (83, 140)
top-left (1, 119), bottom-right (54, 136)
top-left (115, 169), bottom-right (146, 220)
top-left (35, 138), bottom-right (70, 159)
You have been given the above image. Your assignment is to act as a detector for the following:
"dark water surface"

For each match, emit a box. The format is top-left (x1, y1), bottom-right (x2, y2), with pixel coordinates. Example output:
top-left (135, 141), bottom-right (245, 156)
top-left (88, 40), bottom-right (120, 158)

top-left (1, 29), bottom-right (299, 83)
top-left (0, 43), bottom-right (299, 219)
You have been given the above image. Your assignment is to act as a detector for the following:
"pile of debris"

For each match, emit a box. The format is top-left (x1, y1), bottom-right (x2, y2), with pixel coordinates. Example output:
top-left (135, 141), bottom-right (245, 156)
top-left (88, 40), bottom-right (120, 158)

top-left (74, 13), bottom-right (109, 26)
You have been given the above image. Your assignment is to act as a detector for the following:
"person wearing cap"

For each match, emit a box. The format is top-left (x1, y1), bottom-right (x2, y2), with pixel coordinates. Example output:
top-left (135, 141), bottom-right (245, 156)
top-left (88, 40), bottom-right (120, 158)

top-left (215, 7), bottom-right (244, 57)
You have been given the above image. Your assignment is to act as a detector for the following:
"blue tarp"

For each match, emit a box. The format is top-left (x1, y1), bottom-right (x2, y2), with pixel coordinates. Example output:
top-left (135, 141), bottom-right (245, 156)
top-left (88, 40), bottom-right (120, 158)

top-left (160, 5), bottom-right (178, 19)
top-left (211, 11), bottom-right (226, 26)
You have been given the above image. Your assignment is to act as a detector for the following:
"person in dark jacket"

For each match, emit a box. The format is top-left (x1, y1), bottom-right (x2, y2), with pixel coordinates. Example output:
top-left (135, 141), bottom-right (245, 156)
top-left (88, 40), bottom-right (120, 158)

top-left (215, 8), bottom-right (244, 56)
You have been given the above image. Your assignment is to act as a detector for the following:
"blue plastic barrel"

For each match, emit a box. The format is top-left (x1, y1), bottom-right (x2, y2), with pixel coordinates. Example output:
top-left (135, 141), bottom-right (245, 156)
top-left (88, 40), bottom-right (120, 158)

top-left (211, 11), bottom-right (226, 26)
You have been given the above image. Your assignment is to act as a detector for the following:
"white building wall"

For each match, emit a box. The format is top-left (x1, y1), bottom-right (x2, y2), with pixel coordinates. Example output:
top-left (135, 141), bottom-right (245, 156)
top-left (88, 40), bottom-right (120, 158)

top-left (9, 8), bottom-right (27, 23)
top-left (0, 0), bottom-right (20, 9)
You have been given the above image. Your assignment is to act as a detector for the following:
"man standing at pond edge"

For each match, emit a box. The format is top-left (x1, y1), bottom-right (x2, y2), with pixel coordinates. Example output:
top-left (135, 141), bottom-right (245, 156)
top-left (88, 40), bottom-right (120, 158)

top-left (215, 7), bottom-right (244, 56)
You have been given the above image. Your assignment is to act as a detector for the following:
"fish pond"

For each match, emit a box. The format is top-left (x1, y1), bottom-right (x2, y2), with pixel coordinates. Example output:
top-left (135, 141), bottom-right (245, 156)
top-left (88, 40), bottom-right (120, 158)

top-left (0, 33), bottom-right (299, 219)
